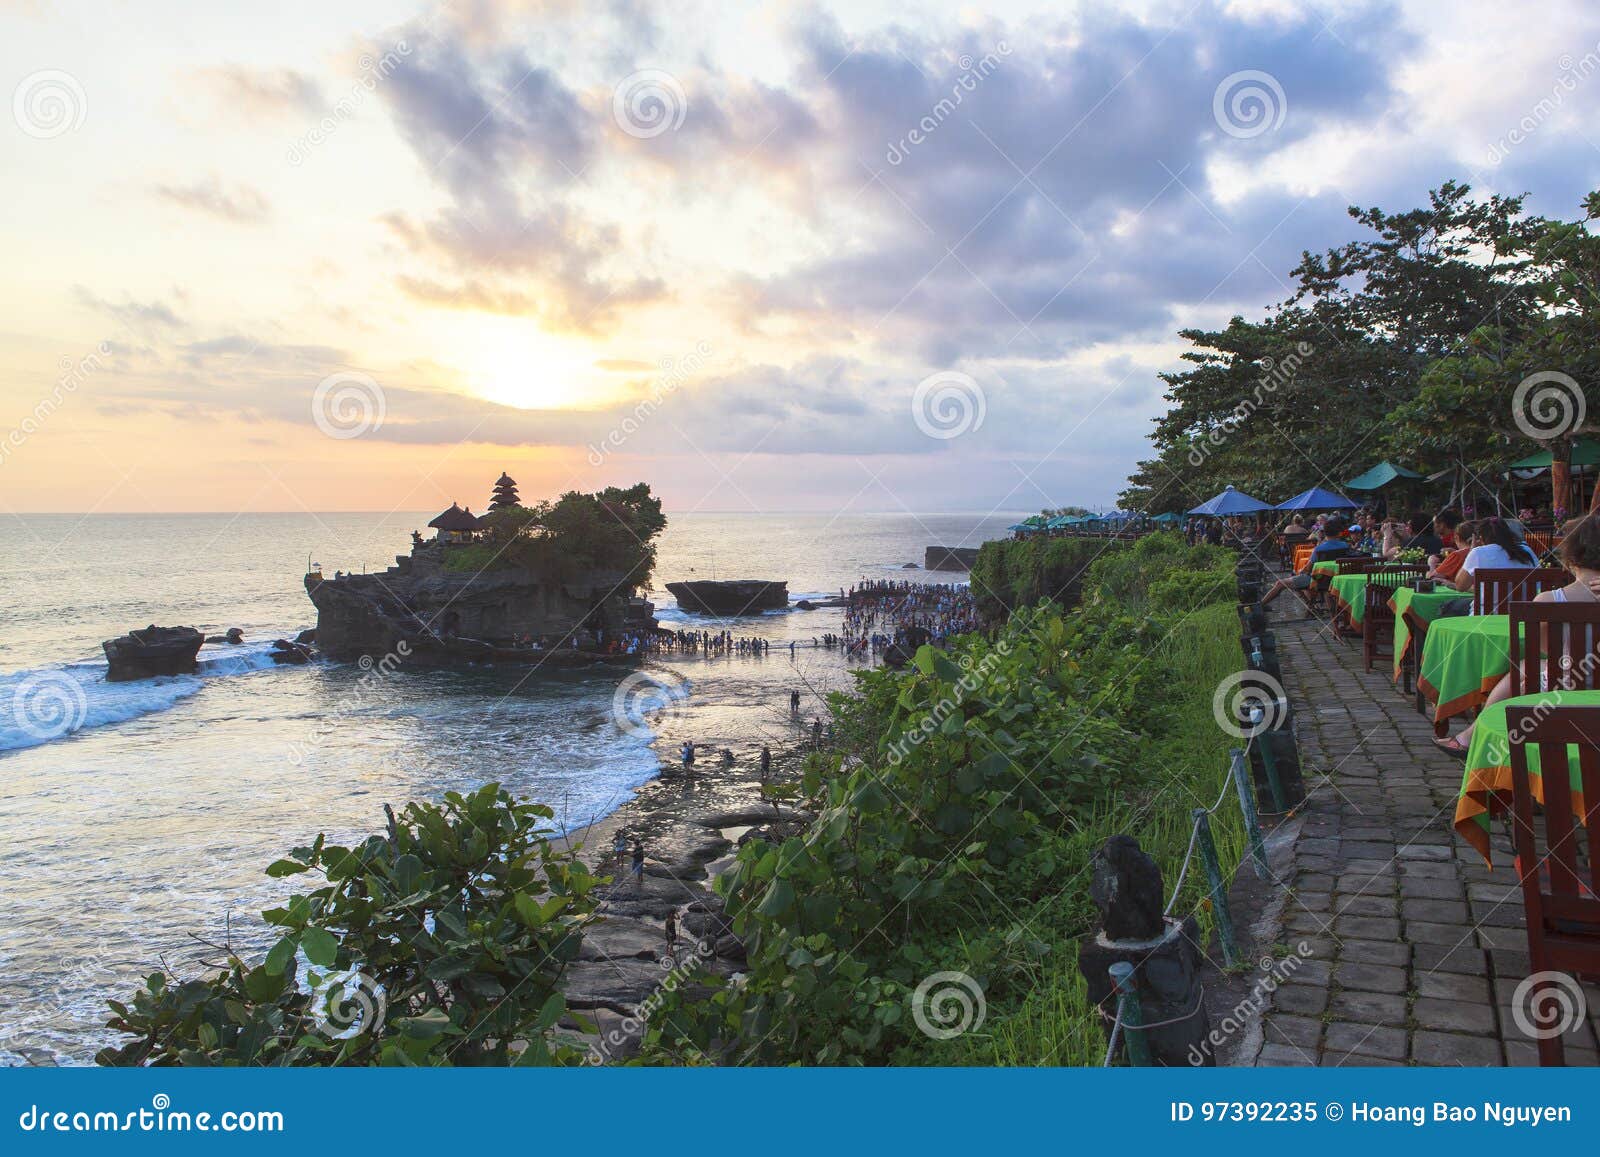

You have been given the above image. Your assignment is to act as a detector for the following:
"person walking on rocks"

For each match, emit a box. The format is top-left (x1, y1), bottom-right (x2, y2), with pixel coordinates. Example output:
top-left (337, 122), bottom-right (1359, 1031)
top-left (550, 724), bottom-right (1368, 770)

top-left (613, 830), bottom-right (627, 871)
top-left (811, 717), bottom-right (822, 750)
top-left (631, 839), bottom-right (645, 887)
top-left (759, 744), bottom-right (771, 781)
top-left (664, 908), bottom-right (678, 956)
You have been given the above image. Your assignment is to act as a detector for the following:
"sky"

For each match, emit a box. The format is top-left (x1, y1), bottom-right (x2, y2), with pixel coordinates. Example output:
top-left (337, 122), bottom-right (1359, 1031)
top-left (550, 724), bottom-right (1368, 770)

top-left (4, 0), bottom-right (1600, 515)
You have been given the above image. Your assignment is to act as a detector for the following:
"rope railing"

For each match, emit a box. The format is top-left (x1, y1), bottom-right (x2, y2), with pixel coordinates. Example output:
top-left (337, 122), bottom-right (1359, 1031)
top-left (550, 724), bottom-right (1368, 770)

top-left (1097, 585), bottom-right (1298, 1066)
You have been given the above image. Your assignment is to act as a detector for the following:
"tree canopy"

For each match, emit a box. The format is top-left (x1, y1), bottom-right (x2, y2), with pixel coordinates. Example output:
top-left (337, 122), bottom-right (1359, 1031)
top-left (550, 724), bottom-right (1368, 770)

top-left (1122, 181), bottom-right (1600, 516)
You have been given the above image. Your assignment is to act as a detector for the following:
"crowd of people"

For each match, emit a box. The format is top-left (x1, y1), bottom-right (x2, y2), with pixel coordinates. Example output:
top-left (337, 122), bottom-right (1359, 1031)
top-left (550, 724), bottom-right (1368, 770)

top-left (835, 579), bottom-right (981, 653)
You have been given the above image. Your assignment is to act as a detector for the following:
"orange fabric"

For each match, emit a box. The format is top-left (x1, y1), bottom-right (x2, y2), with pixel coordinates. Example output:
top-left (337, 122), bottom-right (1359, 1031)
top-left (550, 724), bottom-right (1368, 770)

top-left (1453, 765), bottom-right (1589, 869)
top-left (1292, 543), bottom-right (1314, 572)
top-left (1433, 548), bottom-right (1467, 582)
top-left (1417, 671), bottom-right (1506, 726)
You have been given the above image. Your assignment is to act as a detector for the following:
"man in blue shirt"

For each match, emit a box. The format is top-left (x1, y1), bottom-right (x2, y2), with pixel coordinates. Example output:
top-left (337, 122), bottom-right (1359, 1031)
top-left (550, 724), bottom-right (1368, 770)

top-left (1260, 518), bottom-right (1354, 605)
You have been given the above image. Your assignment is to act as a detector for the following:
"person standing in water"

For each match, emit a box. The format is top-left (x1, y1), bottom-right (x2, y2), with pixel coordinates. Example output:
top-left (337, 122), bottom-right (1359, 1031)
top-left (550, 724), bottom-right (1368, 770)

top-left (790, 689), bottom-right (801, 716)
top-left (759, 744), bottom-right (771, 781)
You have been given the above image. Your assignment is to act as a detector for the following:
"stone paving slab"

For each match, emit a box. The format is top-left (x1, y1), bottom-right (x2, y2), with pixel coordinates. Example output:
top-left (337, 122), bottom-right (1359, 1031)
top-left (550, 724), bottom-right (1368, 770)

top-left (1244, 588), bottom-right (1600, 1067)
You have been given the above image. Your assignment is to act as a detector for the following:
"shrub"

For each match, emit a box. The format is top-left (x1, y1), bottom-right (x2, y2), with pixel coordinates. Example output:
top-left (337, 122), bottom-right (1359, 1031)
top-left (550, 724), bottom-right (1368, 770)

top-left (97, 785), bottom-right (601, 1066)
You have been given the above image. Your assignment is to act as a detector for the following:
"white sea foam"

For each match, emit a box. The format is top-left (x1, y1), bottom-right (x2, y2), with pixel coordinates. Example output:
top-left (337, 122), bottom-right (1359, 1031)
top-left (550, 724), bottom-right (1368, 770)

top-left (0, 637), bottom-right (299, 753)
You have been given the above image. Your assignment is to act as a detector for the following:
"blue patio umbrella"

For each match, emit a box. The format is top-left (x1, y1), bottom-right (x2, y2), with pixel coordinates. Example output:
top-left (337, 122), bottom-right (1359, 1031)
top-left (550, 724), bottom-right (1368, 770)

top-left (1275, 486), bottom-right (1359, 511)
top-left (1186, 485), bottom-right (1272, 517)
top-left (1151, 512), bottom-right (1184, 524)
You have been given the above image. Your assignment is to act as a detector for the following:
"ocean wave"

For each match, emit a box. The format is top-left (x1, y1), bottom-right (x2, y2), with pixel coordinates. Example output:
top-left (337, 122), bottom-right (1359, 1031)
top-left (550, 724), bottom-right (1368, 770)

top-left (0, 638), bottom-right (297, 753)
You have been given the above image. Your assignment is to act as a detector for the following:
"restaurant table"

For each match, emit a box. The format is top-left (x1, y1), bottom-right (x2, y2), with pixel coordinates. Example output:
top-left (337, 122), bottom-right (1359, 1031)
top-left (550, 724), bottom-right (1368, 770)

top-left (1329, 574), bottom-right (1372, 625)
top-left (1418, 614), bottom-right (1512, 732)
top-left (1390, 587), bottom-right (1470, 684)
top-left (1311, 560), bottom-right (1341, 577)
top-left (1456, 688), bottom-right (1600, 864)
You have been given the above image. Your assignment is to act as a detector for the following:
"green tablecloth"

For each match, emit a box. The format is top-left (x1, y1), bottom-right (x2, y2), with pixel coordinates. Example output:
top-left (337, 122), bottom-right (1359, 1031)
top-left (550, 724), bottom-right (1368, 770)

top-left (1418, 614), bottom-right (1512, 724)
top-left (1311, 560), bottom-right (1340, 576)
top-left (1329, 574), bottom-right (1371, 624)
top-left (1390, 587), bottom-right (1470, 683)
top-left (1457, 689), bottom-right (1600, 864)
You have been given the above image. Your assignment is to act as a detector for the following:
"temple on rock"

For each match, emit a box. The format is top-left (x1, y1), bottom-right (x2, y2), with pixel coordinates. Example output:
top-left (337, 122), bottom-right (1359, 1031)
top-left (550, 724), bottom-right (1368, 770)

top-left (426, 502), bottom-right (481, 544)
top-left (489, 472), bottom-right (520, 511)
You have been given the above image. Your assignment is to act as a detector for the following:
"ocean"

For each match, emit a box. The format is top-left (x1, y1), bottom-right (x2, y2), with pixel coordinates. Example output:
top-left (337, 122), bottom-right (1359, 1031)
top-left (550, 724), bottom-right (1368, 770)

top-left (0, 510), bottom-right (1018, 1064)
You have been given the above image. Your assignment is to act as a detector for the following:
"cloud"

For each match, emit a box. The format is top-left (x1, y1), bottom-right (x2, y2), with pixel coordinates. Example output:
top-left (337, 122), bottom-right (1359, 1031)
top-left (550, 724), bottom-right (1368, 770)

top-left (154, 177), bottom-right (272, 224)
top-left (191, 66), bottom-right (324, 118)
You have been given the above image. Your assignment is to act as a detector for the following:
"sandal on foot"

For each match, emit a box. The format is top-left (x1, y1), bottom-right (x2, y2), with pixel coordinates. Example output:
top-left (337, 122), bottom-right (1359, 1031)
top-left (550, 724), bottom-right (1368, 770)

top-left (1433, 735), bottom-right (1469, 757)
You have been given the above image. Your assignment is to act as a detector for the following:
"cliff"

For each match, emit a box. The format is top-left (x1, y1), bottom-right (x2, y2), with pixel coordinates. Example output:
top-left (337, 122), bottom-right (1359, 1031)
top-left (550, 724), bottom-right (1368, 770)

top-left (926, 546), bottom-right (980, 572)
top-left (306, 543), bottom-right (654, 665)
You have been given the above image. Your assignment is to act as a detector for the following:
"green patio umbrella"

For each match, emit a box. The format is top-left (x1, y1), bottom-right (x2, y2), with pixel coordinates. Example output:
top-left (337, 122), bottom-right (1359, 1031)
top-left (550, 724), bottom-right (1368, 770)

top-left (1344, 461), bottom-right (1424, 491)
top-left (1504, 438), bottom-right (1600, 470)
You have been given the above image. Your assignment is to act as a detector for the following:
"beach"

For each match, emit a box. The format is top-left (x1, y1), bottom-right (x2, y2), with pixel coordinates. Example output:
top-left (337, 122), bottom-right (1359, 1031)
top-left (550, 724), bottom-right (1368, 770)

top-left (0, 509), bottom-right (1013, 1064)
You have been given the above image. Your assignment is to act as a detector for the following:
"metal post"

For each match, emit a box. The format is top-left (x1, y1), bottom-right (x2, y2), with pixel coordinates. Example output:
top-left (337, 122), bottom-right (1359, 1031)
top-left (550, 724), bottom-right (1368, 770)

top-left (1254, 722), bottom-right (1288, 813)
top-left (1108, 962), bottom-right (1151, 1067)
top-left (1229, 747), bottom-right (1270, 881)
top-left (1193, 808), bottom-right (1239, 966)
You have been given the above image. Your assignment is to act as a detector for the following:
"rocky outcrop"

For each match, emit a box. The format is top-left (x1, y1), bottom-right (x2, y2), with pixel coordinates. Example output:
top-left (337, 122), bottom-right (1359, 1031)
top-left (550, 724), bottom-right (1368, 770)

top-left (665, 579), bottom-right (787, 615)
top-left (305, 543), bottom-right (655, 665)
top-left (102, 625), bottom-right (204, 681)
top-left (925, 546), bottom-right (980, 572)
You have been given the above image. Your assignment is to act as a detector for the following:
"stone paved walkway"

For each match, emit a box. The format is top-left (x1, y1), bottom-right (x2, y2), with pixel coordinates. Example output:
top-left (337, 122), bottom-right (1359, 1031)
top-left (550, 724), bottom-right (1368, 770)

top-left (1246, 596), bottom-right (1600, 1066)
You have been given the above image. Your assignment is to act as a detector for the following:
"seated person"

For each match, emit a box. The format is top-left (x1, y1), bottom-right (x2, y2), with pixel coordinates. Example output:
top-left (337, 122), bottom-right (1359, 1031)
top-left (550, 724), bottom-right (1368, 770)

top-left (1436, 516), bottom-right (1600, 753)
top-left (1452, 516), bottom-right (1536, 592)
top-left (1428, 519), bottom-right (1474, 582)
top-left (1260, 518), bottom-right (1354, 605)
top-left (1383, 513), bottom-right (1443, 560)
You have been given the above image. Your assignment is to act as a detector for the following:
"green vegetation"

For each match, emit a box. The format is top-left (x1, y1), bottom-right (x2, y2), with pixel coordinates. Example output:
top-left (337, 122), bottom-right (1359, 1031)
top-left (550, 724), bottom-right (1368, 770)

top-left (1121, 181), bottom-right (1600, 514)
top-left (98, 785), bottom-right (601, 1066)
top-left (644, 533), bottom-right (1247, 1065)
top-left (444, 482), bottom-right (667, 587)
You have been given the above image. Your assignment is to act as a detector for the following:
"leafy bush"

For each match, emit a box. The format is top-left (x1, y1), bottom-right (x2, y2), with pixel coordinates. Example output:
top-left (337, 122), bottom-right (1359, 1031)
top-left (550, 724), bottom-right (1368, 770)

top-left (97, 785), bottom-right (601, 1066)
top-left (643, 533), bottom-right (1246, 1066)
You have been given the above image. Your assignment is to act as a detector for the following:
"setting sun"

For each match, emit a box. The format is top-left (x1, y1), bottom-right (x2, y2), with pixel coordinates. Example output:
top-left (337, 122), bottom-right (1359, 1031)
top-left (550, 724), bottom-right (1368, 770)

top-left (453, 315), bottom-right (607, 410)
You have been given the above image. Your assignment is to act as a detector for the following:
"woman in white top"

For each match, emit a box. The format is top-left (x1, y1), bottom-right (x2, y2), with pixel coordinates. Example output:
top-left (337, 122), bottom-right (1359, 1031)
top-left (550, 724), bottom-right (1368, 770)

top-left (1436, 516), bottom-right (1600, 754)
top-left (1451, 516), bottom-right (1537, 592)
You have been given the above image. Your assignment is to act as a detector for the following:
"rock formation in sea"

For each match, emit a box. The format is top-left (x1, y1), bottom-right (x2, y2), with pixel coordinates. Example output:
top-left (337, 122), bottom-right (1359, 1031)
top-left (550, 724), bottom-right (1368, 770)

top-left (925, 545), bottom-right (979, 571)
top-left (102, 625), bottom-right (205, 681)
top-left (305, 484), bottom-right (665, 666)
top-left (664, 579), bottom-right (788, 615)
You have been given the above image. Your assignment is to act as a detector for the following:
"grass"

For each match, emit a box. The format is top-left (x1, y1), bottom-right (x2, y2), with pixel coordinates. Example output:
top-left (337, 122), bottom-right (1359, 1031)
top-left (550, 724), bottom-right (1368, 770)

top-left (960, 600), bottom-right (1251, 1066)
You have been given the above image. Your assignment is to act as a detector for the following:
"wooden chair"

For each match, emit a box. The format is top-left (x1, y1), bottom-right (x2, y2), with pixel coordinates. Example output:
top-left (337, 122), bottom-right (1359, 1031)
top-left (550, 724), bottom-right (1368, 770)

top-left (1508, 601), bottom-right (1600, 698)
top-left (1363, 565), bottom-right (1426, 672)
top-left (1335, 556), bottom-right (1380, 575)
top-left (1503, 704), bottom-right (1600, 1065)
top-left (1474, 567), bottom-right (1572, 615)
